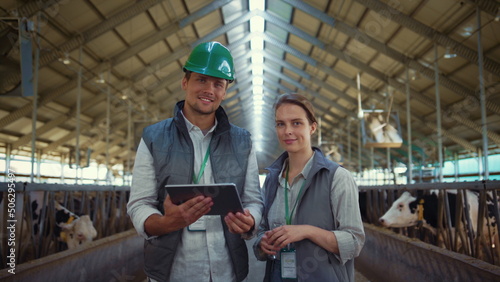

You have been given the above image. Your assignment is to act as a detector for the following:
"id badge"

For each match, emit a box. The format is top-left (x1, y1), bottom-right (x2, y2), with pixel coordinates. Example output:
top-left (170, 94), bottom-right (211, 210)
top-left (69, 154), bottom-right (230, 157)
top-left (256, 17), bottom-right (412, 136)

top-left (188, 216), bottom-right (206, 231)
top-left (280, 248), bottom-right (297, 279)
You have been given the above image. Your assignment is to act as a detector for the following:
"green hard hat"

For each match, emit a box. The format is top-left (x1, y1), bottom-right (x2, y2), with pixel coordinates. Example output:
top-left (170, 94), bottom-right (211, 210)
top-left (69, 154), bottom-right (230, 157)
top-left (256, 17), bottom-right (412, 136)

top-left (183, 41), bottom-right (235, 82)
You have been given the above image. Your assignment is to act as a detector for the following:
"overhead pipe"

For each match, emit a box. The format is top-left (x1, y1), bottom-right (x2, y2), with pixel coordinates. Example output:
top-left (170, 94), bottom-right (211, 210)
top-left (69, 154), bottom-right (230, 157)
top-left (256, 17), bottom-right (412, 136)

top-left (285, 0), bottom-right (500, 115)
top-left (155, 5), bottom-right (496, 160)
top-left (4, 0), bottom-right (165, 87)
top-left (449, 113), bottom-right (500, 144)
top-left (11, 95), bottom-right (107, 150)
top-left (425, 122), bottom-right (477, 152)
top-left (466, 0), bottom-right (500, 17)
top-left (352, 0), bottom-right (500, 75)
top-left (230, 30), bottom-right (477, 159)
top-left (1, 0), bottom-right (225, 129)
top-left (267, 32), bottom-right (481, 158)
top-left (0, 0), bottom-right (65, 19)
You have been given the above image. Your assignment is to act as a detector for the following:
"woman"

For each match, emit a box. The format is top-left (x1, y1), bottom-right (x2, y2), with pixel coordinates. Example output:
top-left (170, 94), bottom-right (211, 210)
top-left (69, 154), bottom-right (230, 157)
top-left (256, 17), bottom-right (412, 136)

top-left (253, 93), bottom-right (365, 282)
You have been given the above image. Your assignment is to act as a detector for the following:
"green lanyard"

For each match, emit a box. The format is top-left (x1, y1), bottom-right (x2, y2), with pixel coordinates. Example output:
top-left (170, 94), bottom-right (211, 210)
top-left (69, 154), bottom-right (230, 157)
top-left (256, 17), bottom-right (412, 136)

top-left (284, 164), bottom-right (307, 225)
top-left (192, 144), bottom-right (210, 184)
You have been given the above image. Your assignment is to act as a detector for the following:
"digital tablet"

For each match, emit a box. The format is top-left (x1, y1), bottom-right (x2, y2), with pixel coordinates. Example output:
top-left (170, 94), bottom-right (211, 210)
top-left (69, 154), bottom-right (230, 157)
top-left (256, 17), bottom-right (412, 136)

top-left (165, 183), bottom-right (244, 215)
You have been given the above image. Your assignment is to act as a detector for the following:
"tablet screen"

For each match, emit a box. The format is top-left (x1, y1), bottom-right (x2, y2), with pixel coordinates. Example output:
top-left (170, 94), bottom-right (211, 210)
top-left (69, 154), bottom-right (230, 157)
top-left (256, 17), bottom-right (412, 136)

top-left (165, 183), bottom-right (244, 215)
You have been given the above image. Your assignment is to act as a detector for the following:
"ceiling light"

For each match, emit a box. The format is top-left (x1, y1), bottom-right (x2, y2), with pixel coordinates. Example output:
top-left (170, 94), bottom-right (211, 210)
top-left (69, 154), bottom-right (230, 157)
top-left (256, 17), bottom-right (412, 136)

top-left (254, 102), bottom-right (264, 109)
top-left (251, 53), bottom-right (264, 64)
top-left (496, 7), bottom-right (500, 22)
top-left (250, 16), bottom-right (265, 33)
top-left (252, 76), bottom-right (263, 86)
top-left (410, 69), bottom-right (420, 81)
top-left (253, 85), bottom-right (263, 94)
top-left (253, 95), bottom-right (263, 102)
top-left (444, 47), bottom-right (457, 59)
top-left (95, 73), bottom-right (105, 84)
top-left (254, 99), bottom-right (265, 106)
top-left (249, 0), bottom-right (265, 11)
top-left (252, 66), bottom-right (263, 75)
top-left (58, 52), bottom-right (70, 65)
top-left (250, 36), bottom-right (264, 50)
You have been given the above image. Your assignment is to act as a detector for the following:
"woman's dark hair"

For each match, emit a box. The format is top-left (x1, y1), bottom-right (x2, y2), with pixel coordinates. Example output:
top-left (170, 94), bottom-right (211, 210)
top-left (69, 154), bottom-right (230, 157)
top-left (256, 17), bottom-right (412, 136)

top-left (273, 93), bottom-right (317, 125)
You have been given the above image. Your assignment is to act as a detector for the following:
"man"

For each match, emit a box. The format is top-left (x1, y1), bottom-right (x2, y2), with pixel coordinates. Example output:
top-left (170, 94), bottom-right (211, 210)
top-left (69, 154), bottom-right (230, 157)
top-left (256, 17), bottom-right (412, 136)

top-left (127, 41), bottom-right (263, 282)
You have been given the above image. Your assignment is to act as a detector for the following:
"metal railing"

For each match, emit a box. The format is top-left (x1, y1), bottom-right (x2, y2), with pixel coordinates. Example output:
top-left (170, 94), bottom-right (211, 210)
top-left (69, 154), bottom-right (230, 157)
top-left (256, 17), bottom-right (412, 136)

top-left (0, 182), bottom-right (133, 269)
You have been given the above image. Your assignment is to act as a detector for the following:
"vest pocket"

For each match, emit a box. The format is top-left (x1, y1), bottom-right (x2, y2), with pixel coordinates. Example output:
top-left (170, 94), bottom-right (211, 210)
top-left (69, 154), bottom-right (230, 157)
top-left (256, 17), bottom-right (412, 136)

top-left (143, 235), bottom-right (179, 281)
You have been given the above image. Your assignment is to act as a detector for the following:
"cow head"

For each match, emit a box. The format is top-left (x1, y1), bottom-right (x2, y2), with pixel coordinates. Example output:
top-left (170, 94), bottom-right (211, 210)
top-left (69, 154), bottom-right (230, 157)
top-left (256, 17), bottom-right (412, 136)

top-left (58, 215), bottom-right (97, 249)
top-left (379, 192), bottom-right (422, 228)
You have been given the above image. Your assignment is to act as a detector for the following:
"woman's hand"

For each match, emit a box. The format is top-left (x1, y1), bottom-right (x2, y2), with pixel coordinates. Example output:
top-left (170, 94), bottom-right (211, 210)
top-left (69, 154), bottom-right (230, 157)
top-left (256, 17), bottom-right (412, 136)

top-left (265, 225), bottom-right (308, 249)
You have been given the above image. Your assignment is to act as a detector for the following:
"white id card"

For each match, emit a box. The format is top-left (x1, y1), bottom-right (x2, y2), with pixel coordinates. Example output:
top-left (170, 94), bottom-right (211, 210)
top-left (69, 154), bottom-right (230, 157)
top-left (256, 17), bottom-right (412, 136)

top-left (280, 248), bottom-right (297, 279)
top-left (188, 216), bottom-right (206, 231)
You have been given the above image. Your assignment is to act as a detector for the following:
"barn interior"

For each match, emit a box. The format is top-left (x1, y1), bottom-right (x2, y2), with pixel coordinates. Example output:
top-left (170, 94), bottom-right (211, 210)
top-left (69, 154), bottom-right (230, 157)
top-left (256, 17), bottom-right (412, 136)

top-left (0, 0), bottom-right (500, 281)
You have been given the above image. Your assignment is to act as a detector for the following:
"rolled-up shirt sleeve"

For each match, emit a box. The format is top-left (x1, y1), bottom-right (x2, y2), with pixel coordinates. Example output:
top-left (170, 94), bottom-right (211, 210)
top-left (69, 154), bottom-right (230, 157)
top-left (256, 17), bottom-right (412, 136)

top-left (240, 145), bottom-right (264, 239)
top-left (330, 167), bottom-right (365, 265)
top-left (127, 138), bottom-right (161, 239)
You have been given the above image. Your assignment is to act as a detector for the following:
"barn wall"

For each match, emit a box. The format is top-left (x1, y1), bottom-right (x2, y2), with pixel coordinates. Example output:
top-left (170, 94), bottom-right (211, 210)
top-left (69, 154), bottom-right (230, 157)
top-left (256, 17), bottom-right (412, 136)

top-left (356, 224), bottom-right (500, 282)
top-left (0, 229), bottom-right (145, 282)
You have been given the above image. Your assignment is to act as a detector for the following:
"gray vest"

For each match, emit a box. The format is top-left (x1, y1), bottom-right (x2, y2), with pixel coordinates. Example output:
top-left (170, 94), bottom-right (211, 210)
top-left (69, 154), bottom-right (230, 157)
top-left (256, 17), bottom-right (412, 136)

top-left (261, 148), bottom-right (354, 282)
top-left (141, 101), bottom-right (252, 282)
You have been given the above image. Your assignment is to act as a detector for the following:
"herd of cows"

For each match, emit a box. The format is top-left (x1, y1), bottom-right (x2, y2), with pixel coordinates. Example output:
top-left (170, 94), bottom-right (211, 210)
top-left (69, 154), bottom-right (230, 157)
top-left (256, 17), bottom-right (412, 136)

top-left (1, 184), bottom-right (499, 268)
top-left (1, 189), bottom-right (128, 266)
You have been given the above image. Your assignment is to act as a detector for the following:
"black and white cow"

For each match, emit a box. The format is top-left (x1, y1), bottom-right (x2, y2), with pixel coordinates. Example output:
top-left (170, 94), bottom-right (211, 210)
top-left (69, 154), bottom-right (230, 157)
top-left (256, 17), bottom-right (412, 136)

top-left (379, 190), bottom-right (479, 234)
top-left (379, 190), bottom-right (499, 260)
top-left (29, 191), bottom-right (97, 250)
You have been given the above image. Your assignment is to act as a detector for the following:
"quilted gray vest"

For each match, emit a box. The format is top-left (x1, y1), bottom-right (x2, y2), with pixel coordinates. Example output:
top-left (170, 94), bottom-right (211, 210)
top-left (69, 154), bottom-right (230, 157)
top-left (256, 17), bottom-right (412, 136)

top-left (261, 148), bottom-right (353, 282)
top-left (141, 101), bottom-right (252, 282)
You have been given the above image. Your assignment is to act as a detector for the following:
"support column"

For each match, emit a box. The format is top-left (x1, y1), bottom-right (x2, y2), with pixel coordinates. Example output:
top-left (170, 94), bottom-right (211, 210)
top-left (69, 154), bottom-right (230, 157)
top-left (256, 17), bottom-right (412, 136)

top-left (75, 46), bottom-right (82, 184)
top-left (127, 100), bottom-right (132, 186)
top-left (477, 7), bottom-right (488, 180)
top-left (406, 66), bottom-right (413, 184)
top-left (30, 14), bottom-right (41, 183)
top-left (60, 153), bottom-right (66, 183)
top-left (36, 149), bottom-right (42, 182)
top-left (348, 118), bottom-right (352, 167)
top-left (434, 44), bottom-right (444, 183)
top-left (358, 120), bottom-right (362, 175)
top-left (105, 68), bottom-right (111, 185)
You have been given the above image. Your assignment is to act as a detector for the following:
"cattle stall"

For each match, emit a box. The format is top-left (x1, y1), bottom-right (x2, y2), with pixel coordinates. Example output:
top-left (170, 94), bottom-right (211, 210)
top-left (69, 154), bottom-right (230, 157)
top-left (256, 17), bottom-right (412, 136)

top-left (0, 182), bottom-right (133, 269)
top-left (357, 180), bottom-right (500, 281)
